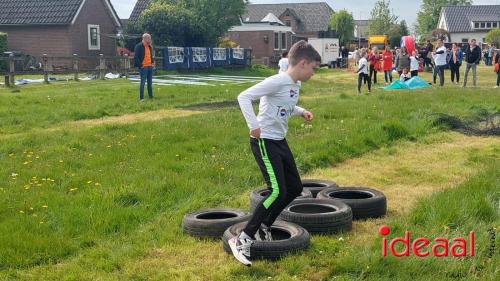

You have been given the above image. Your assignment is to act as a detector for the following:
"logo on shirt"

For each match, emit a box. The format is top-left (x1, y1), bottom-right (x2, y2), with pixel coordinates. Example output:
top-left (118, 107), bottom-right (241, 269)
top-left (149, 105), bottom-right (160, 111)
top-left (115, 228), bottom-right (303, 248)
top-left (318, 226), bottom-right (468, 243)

top-left (290, 89), bottom-right (297, 98)
top-left (276, 105), bottom-right (294, 118)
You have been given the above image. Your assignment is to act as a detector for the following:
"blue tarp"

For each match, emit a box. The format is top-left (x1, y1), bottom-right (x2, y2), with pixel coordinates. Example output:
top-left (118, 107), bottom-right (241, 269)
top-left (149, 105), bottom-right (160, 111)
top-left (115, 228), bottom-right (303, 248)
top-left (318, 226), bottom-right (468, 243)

top-left (383, 76), bottom-right (431, 90)
top-left (211, 48), bottom-right (230, 66)
top-left (230, 48), bottom-right (248, 65)
top-left (189, 47), bottom-right (211, 69)
top-left (162, 47), bottom-right (190, 70)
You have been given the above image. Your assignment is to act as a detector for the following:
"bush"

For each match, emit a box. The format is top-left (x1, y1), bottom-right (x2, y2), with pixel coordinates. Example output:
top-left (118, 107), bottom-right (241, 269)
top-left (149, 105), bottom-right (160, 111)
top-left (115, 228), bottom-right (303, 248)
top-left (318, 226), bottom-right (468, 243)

top-left (0, 32), bottom-right (7, 72)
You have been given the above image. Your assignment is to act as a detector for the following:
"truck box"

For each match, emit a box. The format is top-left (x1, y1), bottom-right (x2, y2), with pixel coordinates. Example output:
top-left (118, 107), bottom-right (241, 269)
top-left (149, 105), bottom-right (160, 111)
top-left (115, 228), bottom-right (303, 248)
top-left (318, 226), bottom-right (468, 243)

top-left (308, 38), bottom-right (340, 66)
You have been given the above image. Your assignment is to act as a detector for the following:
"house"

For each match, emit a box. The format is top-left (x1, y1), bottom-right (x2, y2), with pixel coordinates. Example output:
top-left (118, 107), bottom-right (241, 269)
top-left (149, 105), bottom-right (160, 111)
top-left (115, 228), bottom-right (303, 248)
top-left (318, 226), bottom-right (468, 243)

top-left (242, 2), bottom-right (334, 40)
top-left (353, 20), bottom-right (370, 48)
top-left (227, 14), bottom-right (294, 65)
top-left (0, 0), bottom-right (122, 58)
top-left (438, 5), bottom-right (500, 45)
top-left (129, 1), bottom-right (333, 40)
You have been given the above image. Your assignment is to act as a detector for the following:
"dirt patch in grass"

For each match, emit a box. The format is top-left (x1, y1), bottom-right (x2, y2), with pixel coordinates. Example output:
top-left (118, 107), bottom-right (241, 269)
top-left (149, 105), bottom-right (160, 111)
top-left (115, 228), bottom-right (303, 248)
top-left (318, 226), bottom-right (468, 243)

top-left (177, 100), bottom-right (239, 110)
top-left (1, 109), bottom-right (204, 140)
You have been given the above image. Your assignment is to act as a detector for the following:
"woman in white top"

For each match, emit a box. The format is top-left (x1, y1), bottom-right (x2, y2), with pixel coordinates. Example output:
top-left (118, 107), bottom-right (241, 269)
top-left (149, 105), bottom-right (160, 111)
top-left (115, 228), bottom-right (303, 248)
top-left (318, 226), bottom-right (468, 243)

top-left (409, 50), bottom-right (420, 77)
top-left (278, 51), bottom-right (289, 73)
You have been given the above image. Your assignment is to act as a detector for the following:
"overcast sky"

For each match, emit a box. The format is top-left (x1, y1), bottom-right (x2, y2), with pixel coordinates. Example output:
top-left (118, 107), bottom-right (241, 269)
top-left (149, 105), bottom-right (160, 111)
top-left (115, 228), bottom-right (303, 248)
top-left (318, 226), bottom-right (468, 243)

top-left (111, 0), bottom-right (500, 28)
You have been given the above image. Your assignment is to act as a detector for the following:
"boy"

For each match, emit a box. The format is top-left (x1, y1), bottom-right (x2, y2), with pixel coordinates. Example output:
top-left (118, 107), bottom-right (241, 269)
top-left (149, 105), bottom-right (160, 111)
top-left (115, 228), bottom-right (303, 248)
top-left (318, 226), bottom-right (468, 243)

top-left (409, 51), bottom-right (419, 77)
top-left (356, 49), bottom-right (371, 95)
top-left (400, 68), bottom-right (411, 82)
top-left (231, 41), bottom-right (320, 266)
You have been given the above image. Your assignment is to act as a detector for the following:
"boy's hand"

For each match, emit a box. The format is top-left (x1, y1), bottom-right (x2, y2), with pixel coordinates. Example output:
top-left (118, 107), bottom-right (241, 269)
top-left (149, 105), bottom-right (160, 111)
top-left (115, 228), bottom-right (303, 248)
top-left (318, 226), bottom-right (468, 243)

top-left (302, 111), bottom-right (313, 121)
top-left (250, 128), bottom-right (261, 138)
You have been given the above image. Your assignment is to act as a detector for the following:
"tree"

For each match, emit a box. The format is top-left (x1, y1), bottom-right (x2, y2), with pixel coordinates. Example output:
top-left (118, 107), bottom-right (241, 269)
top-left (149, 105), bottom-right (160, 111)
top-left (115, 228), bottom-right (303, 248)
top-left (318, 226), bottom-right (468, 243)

top-left (388, 20), bottom-right (409, 48)
top-left (368, 0), bottom-right (398, 35)
top-left (329, 9), bottom-right (354, 46)
top-left (139, 3), bottom-right (205, 46)
top-left (144, 0), bottom-right (247, 46)
top-left (416, 0), bottom-right (472, 40)
top-left (486, 28), bottom-right (500, 48)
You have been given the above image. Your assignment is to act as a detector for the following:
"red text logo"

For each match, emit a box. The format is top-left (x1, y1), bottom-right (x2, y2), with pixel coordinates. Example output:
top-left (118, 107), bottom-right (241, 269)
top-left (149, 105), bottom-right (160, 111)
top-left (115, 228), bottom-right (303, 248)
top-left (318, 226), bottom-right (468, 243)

top-left (379, 225), bottom-right (474, 257)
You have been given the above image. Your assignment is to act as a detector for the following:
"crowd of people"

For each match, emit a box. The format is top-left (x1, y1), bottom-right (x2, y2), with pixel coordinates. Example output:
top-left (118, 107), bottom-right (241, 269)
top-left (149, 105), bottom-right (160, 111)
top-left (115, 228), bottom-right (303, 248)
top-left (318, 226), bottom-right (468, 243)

top-left (351, 39), bottom-right (500, 94)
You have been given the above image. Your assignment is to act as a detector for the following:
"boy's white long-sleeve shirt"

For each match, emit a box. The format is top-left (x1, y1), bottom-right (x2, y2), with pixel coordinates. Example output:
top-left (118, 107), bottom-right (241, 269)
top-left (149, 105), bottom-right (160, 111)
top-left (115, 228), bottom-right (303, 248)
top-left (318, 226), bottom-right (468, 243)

top-left (237, 73), bottom-right (305, 140)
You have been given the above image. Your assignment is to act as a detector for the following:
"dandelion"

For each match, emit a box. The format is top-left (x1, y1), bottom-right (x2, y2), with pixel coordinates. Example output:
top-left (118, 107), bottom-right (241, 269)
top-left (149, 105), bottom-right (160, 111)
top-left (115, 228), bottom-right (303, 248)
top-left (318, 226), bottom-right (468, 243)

top-left (220, 167), bottom-right (225, 170)
top-left (107, 145), bottom-right (112, 148)
top-left (338, 237), bottom-right (344, 241)
top-left (59, 160), bottom-right (64, 163)
top-left (39, 221), bottom-right (44, 224)
top-left (29, 207), bottom-right (34, 211)
top-left (8, 153), bottom-right (14, 157)
top-left (69, 188), bottom-right (78, 192)
top-left (19, 210), bottom-right (24, 214)
top-left (23, 161), bottom-right (29, 165)
top-left (87, 181), bottom-right (92, 184)
top-left (88, 153), bottom-right (93, 156)
top-left (11, 173), bottom-right (18, 177)
top-left (42, 205), bottom-right (48, 208)
top-left (94, 182), bottom-right (101, 186)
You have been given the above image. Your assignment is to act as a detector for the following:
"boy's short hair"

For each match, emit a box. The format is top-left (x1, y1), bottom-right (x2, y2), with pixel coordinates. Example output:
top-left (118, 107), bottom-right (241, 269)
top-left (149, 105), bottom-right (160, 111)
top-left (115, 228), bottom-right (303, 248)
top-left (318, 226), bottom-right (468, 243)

top-left (282, 51), bottom-right (289, 58)
top-left (288, 40), bottom-right (321, 66)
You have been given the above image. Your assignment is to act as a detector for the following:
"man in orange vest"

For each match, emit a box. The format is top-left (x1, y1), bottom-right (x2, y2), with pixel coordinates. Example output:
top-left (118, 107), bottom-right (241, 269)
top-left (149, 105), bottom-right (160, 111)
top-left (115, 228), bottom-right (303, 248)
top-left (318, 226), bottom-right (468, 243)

top-left (134, 33), bottom-right (155, 101)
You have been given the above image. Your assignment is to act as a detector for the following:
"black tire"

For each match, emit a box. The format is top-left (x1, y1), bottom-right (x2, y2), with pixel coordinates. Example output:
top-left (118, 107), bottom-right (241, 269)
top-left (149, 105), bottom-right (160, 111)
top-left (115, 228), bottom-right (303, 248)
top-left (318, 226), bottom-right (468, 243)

top-left (249, 188), bottom-right (313, 212)
top-left (182, 208), bottom-right (251, 239)
top-left (302, 179), bottom-right (339, 198)
top-left (317, 187), bottom-right (387, 220)
top-left (278, 199), bottom-right (352, 234)
top-left (222, 220), bottom-right (310, 260)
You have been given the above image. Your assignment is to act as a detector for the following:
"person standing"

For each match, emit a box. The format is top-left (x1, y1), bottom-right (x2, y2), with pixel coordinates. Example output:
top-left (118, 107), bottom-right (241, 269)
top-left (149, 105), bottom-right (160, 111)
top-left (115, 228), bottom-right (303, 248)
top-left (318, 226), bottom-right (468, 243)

top-left (353, 48), bottom-right (360, 66)
top-left (424, 40), bottom-right (434, 70)
top-left (134, 33), bottom-right (155, 101)
top-left (368, 47), bottom-right (381, 84)
top-left (432, 39), bottom-right (447, 86)
top-left (494, 50), bottom-right (500, 88)
top-left (382, 46), bottom-right (393, 84)
top-left (232, 40), bottom-right (320, 266)
top-left (278, 51), bottom-right (289, 73)
top-left (409, 50), bottom-right (419, 77)
top-left (356, 49), bottom-right (371, 94)
top-left (487, 44), bottom-right (493, 65)
top-left (463, 39), bottom-right (482, 88)
top-left (447, 43), bottom-right (463, 84)
top-left (396, 46), bottom-right (410, 75)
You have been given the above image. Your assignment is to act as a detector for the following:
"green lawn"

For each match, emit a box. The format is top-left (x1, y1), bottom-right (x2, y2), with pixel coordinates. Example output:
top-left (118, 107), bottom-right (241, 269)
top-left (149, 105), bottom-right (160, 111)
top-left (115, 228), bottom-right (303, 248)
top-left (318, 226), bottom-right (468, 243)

top-left (0, 65), bottom-right (498, 280)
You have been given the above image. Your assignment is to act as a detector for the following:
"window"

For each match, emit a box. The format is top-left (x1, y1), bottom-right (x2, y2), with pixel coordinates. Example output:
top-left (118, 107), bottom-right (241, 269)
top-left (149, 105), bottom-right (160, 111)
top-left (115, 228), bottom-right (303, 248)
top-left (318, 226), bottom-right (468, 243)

top-left (192, 47), bottom-right (207, 63)
top-left (285, 20), bottom-right (291, 26)
top-left (462, 38), bottom-right (469, 43)
top-left (281, 33), bottom-right (287, 50)
top-left (274, 32), bottom-right (279, 50)
top-left (487, 22), bottom-right (491, 28)
top-left (493, 22), bottom-right (498, 28)
top-left (474, 22), bottom-right (480, 28)
top-left (87, 24), bottom-right (100, 50)
top-left (212, 48), bottom-right (226, 61)
top-left (481, 22), bottom-right (486, 28)
top-left (168, 47), bottom-right (184, 63)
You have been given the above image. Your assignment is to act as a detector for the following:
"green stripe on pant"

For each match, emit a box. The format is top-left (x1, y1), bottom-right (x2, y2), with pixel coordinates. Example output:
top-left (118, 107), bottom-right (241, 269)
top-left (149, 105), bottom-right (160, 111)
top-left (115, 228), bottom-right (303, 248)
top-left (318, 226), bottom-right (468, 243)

top-left (258, 139), bottom-right (280, 209)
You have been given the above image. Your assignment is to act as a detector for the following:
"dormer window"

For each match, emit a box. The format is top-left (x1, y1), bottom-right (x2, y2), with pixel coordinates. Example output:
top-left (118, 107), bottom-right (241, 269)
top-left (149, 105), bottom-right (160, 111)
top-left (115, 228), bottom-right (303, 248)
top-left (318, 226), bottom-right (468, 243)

top-left (473, 21), bottom-right (499, 30)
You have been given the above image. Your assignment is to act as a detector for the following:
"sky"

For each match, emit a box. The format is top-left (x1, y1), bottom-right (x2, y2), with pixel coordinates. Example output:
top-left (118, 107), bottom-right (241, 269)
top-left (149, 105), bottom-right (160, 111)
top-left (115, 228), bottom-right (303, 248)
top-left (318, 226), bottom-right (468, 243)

top-left (111, 0), bottom-right (500, 28)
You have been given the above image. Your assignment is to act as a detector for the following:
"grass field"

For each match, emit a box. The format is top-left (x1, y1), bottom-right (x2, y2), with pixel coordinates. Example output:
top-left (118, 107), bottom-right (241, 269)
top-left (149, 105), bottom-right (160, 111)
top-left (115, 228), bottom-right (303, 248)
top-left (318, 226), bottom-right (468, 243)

top-left (0, 65), bottom-right (498, 280)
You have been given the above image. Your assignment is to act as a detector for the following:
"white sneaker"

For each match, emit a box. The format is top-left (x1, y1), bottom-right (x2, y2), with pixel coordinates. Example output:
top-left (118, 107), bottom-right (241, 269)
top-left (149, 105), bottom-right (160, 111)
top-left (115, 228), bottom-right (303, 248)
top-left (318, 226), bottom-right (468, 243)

top-left (228, 233), bottom-right (253, 266)
top-left (255, 224), bottom-right (273, 242)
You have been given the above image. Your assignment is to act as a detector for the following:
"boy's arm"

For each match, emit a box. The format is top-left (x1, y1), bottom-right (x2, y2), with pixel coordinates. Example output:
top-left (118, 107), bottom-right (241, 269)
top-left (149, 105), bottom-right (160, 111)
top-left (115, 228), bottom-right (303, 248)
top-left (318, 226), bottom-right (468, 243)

top-left (237, 77), bottom-right (279, 131)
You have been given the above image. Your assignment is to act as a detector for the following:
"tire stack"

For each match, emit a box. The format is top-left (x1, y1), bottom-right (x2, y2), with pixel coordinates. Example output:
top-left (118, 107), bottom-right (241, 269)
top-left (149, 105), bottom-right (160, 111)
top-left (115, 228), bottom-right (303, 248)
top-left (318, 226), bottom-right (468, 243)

top-left (181, 179), bottom-right (387, 261)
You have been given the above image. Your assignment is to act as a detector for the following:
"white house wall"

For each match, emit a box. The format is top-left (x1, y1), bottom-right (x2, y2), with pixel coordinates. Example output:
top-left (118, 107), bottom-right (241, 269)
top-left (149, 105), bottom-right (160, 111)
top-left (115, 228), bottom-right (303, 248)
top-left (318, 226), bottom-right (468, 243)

top-left (450, 32), bottom-right (488, 44)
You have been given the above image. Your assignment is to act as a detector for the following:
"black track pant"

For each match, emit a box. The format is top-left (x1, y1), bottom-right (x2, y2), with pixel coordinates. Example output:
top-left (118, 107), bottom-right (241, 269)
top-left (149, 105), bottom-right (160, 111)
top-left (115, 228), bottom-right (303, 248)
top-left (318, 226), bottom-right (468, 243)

top-left (243, 138), bottom-right (303, 238)
top-left (369, 65), bottom-right (378, 84)
top-left (449, 62), bottom-right (461, 83)
top-left (358, 73), bottom-right (371, 92)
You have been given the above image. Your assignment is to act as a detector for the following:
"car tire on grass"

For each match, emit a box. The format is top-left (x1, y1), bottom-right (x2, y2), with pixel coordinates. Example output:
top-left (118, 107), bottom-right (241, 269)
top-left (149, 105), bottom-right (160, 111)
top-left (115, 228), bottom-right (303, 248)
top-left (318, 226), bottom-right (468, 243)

top-left (278, 198), bottom-right (352, 234)
top-left (317, 187), bottom-right (387, 219)
top-left (222, 220), bottom-right (310, 260)
top-left (302, 179), bottom-right (339, 198)
top-left (182, 208), bottom-right (250, 239)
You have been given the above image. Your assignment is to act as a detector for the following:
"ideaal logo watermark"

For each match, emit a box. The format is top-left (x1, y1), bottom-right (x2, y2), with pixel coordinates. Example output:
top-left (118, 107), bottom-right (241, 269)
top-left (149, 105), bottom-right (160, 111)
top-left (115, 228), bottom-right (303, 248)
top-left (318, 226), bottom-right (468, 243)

top-left (379, 225), bottom-right (476, 257)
